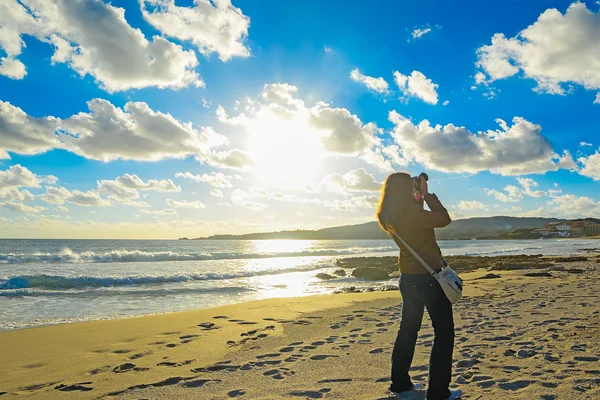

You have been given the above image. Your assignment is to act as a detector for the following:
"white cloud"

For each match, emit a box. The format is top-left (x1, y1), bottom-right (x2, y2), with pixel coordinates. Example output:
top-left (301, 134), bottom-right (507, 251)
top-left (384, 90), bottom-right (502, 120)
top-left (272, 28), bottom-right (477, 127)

top-left (200, 148), bottom-right (254, 170)
top-left (323, 195), bottom-right (379, 211)
top-left (389, 112), bottom-right (570, 175)
top-left (55, 206), bottom-right (68, 212)
top-left (0, 165), bottom-right (51, 206)
top-left (0, 164), bottom-right (47, 189)
top-left (485, 185), bottom-right (523, 202)
top-left (0, 0), bottom-right (39, 79)
top-left (309, 103), bottom-right (379, 155)
top-left (60, 99), bottom-right (226, 162)
top-left (40, 186), bottom-right (110, 207)
top-left (96, 174), bottom-right (177, 206)
top-left (0, 202), bottom-right (45, 213)
top-left (393, 70), bottom-right (439, 104)
top-left (475, 2), bottom-right (600, 99)
top-left (595, 93), bottom-right (600, 104)
top-left (360, 143), bottom-right (408, 172)
top-left (579, 150), bottom-right (600, 180)
top-left (580, 141), bottom-right (593, 147)
top-left (546, 194), bottom-right (600, 218)
top-left (323, 168), bottom-right (381, 194)
top-left (249, 189), bottom-right (321, 205)
top-left (166, 199), bottom-right (205, 209)
top-left (110, 174), bottom-right (180, 192)
top-left (0, 0), bottom-right (201, 91)
top-left (107, 197), bottom-right (150, 207)
top-left (516, 177), bottom-right (546, 197)
top-left (350, 68), bottom-right (389, 93)
top-left (556, 150), bottom-right (578, 170)
top-left (324, 45), bottom-right (333, 54)
top-left (457, 200), bottom-right (488, 210)
top-left (412, 27), bottom-right (431, 39)
top-left (0, 188), bottom-right (35, 202)
top-left (442, 100), bottom-right (449, 106)
top-left (210, 188), bottom-right (224, 198)
top-left (231, 189), bottom-right (267, 211)
top-left (0, 101), bottom-right (60, 159)
top-left (140, 0), bottom-right (250, 62)
top-left (0, 57), bottom-right (26, 79)
top-left (3, 99), bottom-right (252, 167)
top-left (0, 0), bottom-right (203, 92)
top-left (175, 171), bottom-right (234, 188)
top-left (140, 208), bottom-right (178, 216)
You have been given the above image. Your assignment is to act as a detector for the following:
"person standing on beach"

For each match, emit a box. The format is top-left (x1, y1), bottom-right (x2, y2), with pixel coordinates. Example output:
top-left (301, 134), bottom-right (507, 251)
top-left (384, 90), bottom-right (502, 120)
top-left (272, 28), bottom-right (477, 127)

top-left (376, 172), bottom-right (462, 400)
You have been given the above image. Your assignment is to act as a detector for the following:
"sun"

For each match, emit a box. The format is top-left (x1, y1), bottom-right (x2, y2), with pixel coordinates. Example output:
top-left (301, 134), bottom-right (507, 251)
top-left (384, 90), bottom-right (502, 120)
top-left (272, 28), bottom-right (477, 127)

top-left (246, 110), bottom-right (326, 187)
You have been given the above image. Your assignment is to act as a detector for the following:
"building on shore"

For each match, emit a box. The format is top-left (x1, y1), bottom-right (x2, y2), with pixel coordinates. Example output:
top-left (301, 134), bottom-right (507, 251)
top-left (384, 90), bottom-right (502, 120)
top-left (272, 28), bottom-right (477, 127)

top-left (534, 220), bottom-right (600, 237)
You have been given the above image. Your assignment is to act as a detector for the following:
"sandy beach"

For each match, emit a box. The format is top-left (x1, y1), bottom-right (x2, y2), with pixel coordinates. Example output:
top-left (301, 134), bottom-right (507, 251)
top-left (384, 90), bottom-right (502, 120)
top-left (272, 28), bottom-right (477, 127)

top-left (1, 255), bottom-right (599, 400)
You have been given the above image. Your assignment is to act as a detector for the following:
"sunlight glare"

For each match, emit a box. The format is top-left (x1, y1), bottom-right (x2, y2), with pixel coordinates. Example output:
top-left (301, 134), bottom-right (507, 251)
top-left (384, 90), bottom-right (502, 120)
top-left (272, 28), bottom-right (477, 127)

top-left (246, 110), bottom-right (326, 187)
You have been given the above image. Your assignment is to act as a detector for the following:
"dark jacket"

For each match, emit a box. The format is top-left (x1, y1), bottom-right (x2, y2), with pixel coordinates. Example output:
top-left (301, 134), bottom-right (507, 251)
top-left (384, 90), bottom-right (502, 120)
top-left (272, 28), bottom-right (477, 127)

top-left (391, 193), bottom-right (451, 275)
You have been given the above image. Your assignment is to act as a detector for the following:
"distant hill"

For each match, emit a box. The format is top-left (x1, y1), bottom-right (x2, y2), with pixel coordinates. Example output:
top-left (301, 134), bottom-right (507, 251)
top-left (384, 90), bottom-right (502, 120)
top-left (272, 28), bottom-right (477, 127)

top-left (185, 216), bottom-right (573, 240)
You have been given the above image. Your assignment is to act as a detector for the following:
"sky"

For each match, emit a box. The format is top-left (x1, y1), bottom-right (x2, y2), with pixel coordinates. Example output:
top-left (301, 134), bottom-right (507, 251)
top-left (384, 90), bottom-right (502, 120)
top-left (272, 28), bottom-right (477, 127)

top-left (1, 0), bottom-right (600, 239)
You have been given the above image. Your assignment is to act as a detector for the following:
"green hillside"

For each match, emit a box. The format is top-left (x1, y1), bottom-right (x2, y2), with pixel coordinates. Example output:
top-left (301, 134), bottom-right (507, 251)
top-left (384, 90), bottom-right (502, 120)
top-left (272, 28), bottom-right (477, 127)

top-left (185, 216), bottom-right (571, 240)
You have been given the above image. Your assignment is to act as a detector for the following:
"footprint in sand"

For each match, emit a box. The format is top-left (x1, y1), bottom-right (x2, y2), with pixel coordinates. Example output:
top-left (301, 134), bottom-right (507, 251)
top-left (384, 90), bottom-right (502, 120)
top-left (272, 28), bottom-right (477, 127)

top-left (128, 352), bottom-right (152, 360)
top-left (498, 380), bottom-right (536, 390)
top-left (54, 383), bottom-right (93, 392)
top-left (112, 363), bottom-right (149, 373)
top-left (256, 353), bottom-right (281, 359)
top-left (198, 322), bottom-right (218, 330)
top-left (310, 355), bottom-right (339, 361)
top-left (517, 349), bottom-right (538, 358)
top-left (263, 367), bottom-right (295, 379)
top-left (456, 359), bottom-right (480, 368)
top-left (192, 364), bottom-right (242, 373)
top-left (289, 388), bottom-right (331, 398)
top-left (317, 378), bottom-right (352, 383)
top-left (284, 355), bottom-right (303, 363)
top-left (180, 334), bottom-right (200, 340)
top-left (157, 359), bottom-right (195, 367)
top-left (181, 379), bottom-right (221, 388)
top-left (21, 382), bottom-right (61, 391)
top-left (228, 389), bottom-right (246, 398)
top-left (279, 347), bottom-right (295, 353)
top-left (574, 356), bottom-right (599, 362)
top-left (476, 380), bottom-right (496, 388)
top-left (369, 348), bottom-right (384, 354)
top-left (88, 366), bottom-right (111, 375)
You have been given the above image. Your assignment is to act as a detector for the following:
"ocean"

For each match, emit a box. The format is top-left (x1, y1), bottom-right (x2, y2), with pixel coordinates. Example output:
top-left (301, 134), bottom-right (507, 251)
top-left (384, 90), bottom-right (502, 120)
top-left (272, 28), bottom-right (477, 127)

top-left (0, 238), bottom-right (596, 330)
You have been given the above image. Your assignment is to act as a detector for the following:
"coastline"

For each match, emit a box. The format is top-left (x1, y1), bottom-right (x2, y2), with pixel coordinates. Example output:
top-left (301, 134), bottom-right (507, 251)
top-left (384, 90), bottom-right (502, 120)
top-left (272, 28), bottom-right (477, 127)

top-left (1, 254), bottom-right (599, 399)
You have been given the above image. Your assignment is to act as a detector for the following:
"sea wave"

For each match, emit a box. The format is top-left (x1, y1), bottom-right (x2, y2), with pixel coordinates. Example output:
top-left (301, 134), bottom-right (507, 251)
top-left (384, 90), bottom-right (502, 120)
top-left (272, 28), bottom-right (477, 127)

top-left (0, 262), bottom-right (336, 290)
top-left (0, 246), bottom-right (395, 265)
top-left (447, 245), bottom-right (547, 257)
top-left (0, 285), bottom-right (253, 298)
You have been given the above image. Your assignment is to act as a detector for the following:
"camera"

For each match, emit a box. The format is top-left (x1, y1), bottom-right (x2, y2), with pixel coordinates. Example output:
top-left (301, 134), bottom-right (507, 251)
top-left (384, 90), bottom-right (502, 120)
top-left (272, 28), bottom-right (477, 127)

top-left (412, 172), bottom-right (429, 185)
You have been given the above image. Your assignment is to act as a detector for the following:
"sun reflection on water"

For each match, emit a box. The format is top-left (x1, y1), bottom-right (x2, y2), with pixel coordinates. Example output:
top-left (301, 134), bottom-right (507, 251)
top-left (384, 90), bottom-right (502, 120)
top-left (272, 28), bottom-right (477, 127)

top-left (250, 240), bottom-right (316, 255)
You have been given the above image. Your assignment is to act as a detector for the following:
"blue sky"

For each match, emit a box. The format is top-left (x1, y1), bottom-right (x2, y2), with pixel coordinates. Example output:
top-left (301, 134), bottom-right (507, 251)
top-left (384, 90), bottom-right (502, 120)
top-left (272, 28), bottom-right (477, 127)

top-left (1, 0), bottom-right (599, 238)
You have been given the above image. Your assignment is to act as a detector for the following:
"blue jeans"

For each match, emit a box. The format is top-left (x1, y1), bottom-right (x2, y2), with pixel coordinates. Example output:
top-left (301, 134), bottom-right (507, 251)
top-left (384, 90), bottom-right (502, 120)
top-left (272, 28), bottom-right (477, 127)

top-left (390, 273), bottom-right (455, 400)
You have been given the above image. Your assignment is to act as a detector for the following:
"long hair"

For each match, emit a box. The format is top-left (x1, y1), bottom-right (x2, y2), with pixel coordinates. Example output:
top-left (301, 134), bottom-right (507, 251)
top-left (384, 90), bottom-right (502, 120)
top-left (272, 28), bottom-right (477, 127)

top-left (376, 172), bottom-right (413, 233)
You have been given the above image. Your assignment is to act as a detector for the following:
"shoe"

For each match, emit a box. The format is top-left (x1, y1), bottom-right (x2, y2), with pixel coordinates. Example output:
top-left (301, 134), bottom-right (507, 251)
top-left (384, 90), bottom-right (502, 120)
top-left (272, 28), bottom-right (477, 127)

top-left (447, 389), bottom-right (463, 399)
top-left (392, 383), bottom-right (425, 399)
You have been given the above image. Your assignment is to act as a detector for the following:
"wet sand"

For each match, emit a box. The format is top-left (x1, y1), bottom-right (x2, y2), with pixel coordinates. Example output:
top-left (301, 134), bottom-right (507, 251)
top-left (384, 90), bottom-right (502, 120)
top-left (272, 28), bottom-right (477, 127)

top-left (0, 255), bottom-right (598, 399)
